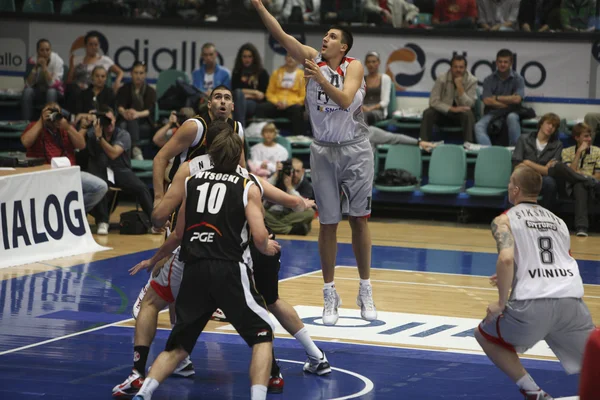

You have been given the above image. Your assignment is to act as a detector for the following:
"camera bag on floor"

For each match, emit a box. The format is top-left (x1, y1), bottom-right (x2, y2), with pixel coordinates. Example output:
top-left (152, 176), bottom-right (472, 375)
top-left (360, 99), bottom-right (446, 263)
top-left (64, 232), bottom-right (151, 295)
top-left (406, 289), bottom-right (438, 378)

top-left (119, 207), bottom-right (151, 235)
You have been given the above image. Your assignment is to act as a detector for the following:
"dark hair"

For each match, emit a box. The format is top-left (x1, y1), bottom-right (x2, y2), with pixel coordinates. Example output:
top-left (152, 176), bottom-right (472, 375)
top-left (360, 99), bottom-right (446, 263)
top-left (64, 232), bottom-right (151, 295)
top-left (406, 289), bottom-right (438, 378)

top-left (451, 54), bottom-right (467, 68)
top-left (572, 122), bottom-right (592, 138)
top-left (201, 42), bottom-right (216, 52)
top-left (208, 124), bottom-right (242, 173)
top-left (233, 43), bottom-right (264, 76)
top-left (84, 31), bottom-right (100, 45)
top-left (132, 61), bottom-right (147, 72)
top-left (98, 104), bottom-right (114, 115)
top-left (36, 38), bottom-right (50, 51)
top-left (206, 120), bottom-right (232, 149)
top-left (210, 85), bottom-right (233, 100)
top-left (329, 25), bottom-right (353, 56)
top-left (513, 165), bottom-right (543, 198)
top-left (496, 49), bottom-right (513, 61)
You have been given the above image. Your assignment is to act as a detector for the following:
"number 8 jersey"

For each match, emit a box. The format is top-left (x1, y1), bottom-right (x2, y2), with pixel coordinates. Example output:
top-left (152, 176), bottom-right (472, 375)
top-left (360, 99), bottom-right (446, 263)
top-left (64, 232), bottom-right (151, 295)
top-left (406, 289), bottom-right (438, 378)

top-left (180, 169), bottom-right (254, 264)
top-left (506, 202), bottom-right (584, 301)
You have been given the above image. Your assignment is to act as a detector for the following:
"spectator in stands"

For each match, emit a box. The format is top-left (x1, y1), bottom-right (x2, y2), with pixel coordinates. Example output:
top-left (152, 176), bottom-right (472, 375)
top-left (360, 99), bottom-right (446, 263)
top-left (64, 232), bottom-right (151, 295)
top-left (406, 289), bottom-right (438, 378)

top-left (86, 106), bottom-right (153, 235)
top-left (265, 158), bottom-right (315, 235)
top-left (362, 52), bottom-right (392, 126)
top-left (478, 0), bottom-right (520, 30)
top-left (320, 0), bottom-right (363, 24)
top-left (432, 0), bottom-right (478, 28)
top-left (561, 0), bottom-right (595, 31)
top-left (248, 122), bottom-right (289, 179)
top-left (75, 66), bottom-right (115, 116)
top-left (22, 39), bottom-right (64, 121)
top-left (364, 0), bottom-right (420, 27)
top-left (584, 112), bottom-right (600, 142)
top-left (287, 0), bottom-right (321, 23)
top-left (255, 54), bottom-right (306, 136)
top-left (20, 102), bottom-right (107, 214)
top-left (191, 43), bottom-right (231, 94)
top-left (518, 0), bottom-right (562, 31)
top-left (116, 61), bottom-right (157, 161)
top-left (152, 108), bottom-right (196, 148)
top-left (512, 113), bottom-right (562, 210)
top-left (232, 43), bottom-right (270, 127)
top-left (561, 123), bottom-right (600, 236)
top-left (474, 49), bottom-right (524, 146)
top-left (420, 54), bottom-right (477, 144)
top-left (66, 31), bottom-right (124, 114)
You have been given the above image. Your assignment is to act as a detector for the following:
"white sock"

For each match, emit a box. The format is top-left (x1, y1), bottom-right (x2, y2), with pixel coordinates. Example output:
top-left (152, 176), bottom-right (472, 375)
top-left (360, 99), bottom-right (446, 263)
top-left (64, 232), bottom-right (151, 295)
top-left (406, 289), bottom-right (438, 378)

top-left (293, 327), bottom-right (322, 359)
top-left (137, 377), bottom-right (159, 399)
top-left (324, 282), bottom-right (335, 290)
top-left (360, 278), bottom-right (371, 286)
top-left (250, 384), bottom-right (268, 400)
top-left (516, 374), bottom-right (540, 392)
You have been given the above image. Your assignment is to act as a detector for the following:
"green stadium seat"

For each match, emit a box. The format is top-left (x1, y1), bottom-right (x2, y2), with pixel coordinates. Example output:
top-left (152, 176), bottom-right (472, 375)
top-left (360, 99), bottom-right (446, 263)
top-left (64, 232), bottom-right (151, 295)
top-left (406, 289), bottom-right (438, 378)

top-left (466, 146), bottom-right (512, 197)
top-left (420, 144), bottom-right (466, 194)
top-left (374, 144), bottom-right (422, 193)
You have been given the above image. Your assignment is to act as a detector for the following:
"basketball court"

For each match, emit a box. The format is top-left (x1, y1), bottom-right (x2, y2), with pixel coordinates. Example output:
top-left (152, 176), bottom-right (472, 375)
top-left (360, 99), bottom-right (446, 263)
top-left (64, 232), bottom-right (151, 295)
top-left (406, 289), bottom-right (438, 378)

top-left (0, 214), bottom-right (597, 399)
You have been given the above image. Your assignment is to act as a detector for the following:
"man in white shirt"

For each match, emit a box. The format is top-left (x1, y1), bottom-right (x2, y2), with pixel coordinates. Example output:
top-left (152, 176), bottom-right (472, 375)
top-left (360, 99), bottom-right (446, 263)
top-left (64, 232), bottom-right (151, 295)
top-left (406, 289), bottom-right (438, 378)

top-left (475, 165), bottom-right (594, 400)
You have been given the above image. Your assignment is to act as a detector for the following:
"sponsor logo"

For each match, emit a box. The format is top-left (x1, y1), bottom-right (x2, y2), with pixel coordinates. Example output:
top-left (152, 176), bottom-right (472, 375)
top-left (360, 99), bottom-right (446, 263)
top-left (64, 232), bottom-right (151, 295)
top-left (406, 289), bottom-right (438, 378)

top-left (133, 351), bottom-right (140, 362)
top-left (256, 330), bottom-right (269, 337)
top-left (190, 232), bottom-right (216, 243)
top-left (186, 221), bottom-right (222, 236)
top-left (525, 220), bottom-right (558, 231)
top-left (0, 38), bottom-right (27, 71)
top-left (1, 192), bottom-right (86, 250)
top-left (386, 43), bottom-right (426, 91)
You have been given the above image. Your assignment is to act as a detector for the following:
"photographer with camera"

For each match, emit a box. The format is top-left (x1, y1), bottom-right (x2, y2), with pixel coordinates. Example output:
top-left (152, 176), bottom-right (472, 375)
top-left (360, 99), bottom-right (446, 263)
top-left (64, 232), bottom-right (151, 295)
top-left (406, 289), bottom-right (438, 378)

top-left (152, 108), bottom-right (196, 148)
top-left (20, 102), bottom-right (108, 213)
top-left (265, 158), bottom-right (315, 235)
top-left (22, 39), bottom-right (64, 121)
top-left (86, 106), bottom-right (153, 235)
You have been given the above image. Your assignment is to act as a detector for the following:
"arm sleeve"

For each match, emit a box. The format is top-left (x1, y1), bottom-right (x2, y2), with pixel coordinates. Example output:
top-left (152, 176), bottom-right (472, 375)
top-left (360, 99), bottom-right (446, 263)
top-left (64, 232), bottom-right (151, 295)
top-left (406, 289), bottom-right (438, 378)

top-left (514, 75), bottom-right (525, 98)
top-left (379, 74), bottom-right (392, 114)
top-left (429, 78), bottom-right (450, 114)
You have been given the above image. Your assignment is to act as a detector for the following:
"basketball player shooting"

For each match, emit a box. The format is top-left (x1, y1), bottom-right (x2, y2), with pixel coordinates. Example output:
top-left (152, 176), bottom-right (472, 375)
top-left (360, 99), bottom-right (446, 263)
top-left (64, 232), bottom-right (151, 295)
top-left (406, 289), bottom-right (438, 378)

top-left (252, 0), bottom-right (377, 327)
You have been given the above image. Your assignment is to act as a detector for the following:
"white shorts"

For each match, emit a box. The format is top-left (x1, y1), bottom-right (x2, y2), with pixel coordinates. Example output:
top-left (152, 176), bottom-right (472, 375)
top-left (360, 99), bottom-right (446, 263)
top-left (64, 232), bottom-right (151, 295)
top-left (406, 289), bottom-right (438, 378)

top-left (150, 249), bottom-right (185, 304)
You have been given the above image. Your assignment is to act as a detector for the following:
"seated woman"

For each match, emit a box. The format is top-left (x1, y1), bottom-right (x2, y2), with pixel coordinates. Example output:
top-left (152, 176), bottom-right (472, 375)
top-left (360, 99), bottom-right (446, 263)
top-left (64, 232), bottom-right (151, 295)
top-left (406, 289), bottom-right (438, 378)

top-left (248, 123), bottom-right (289, 179)
top-left (362, 51), bottom-right (392, 126)
top-left (255, 53), bottom-right (306, 137)
top-left (116, 61), bottom-right (156, 160)
top-left (75, 66), bottom-right (115, 117)
top-left (232, 43), bottom-right (270, 127)
top-left (65, 31), bottom-right (123, 114)
top-left (22, 39), bottom-right (64, 121)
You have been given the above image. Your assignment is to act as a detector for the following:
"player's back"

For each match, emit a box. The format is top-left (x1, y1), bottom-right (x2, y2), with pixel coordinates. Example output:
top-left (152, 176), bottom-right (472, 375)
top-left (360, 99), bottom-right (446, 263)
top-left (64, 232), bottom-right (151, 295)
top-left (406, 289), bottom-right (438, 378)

top-left (305, 55), bottom-right (369, 143)
top-left (180, 169), bottom-right (252, 264)
top-left (506, 202), bottom-right (584, 301)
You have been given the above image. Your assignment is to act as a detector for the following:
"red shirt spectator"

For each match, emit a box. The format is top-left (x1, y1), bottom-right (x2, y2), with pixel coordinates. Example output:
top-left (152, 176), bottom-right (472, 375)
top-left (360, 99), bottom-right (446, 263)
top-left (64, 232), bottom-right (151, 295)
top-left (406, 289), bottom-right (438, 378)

top-left (20, 104), bottom-right (86, 165)
top-left (434, 0), bottom-right (477, 22)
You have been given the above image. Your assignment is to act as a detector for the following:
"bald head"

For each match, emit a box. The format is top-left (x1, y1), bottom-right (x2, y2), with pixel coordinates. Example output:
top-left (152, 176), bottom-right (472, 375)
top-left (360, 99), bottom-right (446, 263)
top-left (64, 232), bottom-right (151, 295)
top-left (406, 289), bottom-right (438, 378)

top-left (512, 166), bottom-right (542, 198)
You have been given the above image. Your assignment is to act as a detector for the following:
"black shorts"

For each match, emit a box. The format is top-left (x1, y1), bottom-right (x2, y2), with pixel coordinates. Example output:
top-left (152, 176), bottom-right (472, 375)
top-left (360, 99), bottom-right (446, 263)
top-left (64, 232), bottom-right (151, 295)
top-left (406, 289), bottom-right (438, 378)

top-left (250, 240), bottom-right (281, 306)
top-left (165, 259), bottom-right (274, 354)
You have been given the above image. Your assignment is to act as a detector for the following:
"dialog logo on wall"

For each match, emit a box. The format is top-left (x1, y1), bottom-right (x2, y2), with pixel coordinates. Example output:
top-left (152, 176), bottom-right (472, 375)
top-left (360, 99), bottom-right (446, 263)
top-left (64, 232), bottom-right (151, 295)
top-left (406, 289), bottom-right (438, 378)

top-left (0, 38), bottom-right (27, 72)
top-left (385, 43), bottom-right (426, 91)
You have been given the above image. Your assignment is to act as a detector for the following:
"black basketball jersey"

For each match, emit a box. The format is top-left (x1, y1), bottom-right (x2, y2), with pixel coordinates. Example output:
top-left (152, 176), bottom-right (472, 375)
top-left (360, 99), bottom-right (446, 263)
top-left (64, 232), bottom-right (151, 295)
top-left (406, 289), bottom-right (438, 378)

top-left (168, 110), bottom-right (241, 182)
top-left (180, 169), bottom-right (253, 263)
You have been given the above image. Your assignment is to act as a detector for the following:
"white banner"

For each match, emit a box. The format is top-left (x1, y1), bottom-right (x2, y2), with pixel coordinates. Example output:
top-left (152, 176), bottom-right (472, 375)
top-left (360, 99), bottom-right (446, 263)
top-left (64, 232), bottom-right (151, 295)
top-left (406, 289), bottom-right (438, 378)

top-left (303, 32), bottom-right (597, 99)
top-left (0, 167), bottom-right (108, 269)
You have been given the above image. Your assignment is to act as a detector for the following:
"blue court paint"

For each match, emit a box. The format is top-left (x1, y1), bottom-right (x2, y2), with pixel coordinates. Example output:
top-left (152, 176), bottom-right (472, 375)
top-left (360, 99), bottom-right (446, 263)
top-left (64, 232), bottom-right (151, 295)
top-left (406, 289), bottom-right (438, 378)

top-left (411, 324), bottom-right (457, 337)
top-left (379, 322), bottom-right (425, 335)
top-left (0, 240), bottom-right (596, 399)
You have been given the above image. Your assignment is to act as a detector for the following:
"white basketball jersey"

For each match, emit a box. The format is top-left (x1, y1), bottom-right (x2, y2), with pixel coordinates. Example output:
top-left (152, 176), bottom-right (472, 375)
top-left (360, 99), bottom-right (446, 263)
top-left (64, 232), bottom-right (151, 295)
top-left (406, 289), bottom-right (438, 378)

top-left (305, 54), bottom-right (369, 143)
top-left (506, 202), bottom-right (583, 301)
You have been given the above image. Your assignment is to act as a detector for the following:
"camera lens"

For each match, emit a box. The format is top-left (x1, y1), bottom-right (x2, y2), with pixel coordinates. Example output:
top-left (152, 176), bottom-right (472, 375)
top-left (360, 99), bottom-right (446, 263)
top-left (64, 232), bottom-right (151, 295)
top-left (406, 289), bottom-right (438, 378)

top-left (49, 112), bottom-right (63, 122)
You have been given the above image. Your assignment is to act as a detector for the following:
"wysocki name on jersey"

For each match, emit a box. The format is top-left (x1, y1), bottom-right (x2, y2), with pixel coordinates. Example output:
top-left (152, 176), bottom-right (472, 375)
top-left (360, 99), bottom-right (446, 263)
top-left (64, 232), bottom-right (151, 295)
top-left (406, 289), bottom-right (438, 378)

top-left (195, 171), bottom-right (240, 183)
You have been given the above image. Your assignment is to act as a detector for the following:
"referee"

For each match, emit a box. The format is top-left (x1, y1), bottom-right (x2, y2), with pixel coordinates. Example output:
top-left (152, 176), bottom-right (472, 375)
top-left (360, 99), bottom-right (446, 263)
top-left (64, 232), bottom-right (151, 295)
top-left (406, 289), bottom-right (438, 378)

top-left (131, 128), bottom-right (280, 400)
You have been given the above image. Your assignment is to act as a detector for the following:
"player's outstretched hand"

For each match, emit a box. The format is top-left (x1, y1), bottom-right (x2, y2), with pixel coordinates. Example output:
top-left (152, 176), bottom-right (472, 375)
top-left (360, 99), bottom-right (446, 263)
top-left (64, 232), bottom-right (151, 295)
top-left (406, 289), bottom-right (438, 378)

top-left (264, 239), bottom-right (281, 256)
top-left (250, 0), bottom-right (263, 9)
top-left (129, 259), bottom-right (154, 276)
top-left (489, 273), bottom-right (498, 287)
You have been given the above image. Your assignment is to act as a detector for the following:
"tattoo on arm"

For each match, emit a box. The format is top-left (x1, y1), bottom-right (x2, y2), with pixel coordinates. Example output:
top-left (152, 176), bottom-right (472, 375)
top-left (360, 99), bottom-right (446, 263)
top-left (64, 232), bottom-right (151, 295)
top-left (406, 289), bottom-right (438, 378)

top-left (491, 218), bottom-right (514, 252)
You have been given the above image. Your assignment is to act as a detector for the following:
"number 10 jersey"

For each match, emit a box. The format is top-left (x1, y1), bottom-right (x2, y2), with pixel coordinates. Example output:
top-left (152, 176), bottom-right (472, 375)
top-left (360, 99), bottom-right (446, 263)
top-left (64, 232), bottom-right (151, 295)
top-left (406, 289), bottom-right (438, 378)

top-left (506, 202), bottom-right (584, 301)
top-left (180, 170), bottom-right (254, 264)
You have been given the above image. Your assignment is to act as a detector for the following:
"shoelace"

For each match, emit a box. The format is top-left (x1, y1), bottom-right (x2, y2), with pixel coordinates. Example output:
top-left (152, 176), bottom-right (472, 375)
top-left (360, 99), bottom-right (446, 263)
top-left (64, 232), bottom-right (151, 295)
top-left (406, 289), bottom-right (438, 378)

top-left (359, 285), bottom-right (375, 310)
top-left (323, 290), bottom-right (338, 315)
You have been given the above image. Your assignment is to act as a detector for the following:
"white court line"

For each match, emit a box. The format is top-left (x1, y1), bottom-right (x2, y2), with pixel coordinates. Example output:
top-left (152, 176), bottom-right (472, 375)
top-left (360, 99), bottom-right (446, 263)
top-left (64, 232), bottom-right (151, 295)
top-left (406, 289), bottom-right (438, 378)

top-left (279, 359), bottom-right (374, 400)
top-left (0, 269), bottom-right (323, 357)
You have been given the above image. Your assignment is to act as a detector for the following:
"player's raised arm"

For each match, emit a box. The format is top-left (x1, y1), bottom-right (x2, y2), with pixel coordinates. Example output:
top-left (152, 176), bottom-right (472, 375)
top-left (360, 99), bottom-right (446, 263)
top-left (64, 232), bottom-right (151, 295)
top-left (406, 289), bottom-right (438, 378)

top-left (304, 58), bottom-right (364, 110)
top-left (152, 161), bottom-right (190, 228)
top-left (251, 0), bottom-right (318, 63)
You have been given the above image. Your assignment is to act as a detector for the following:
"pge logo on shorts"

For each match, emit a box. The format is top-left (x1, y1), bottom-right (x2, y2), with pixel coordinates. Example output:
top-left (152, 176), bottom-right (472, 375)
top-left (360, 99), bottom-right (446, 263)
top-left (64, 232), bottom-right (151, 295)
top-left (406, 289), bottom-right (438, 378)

top-left (190, 232), bottom-right (215, 243)
top-left (385, 43), bottom-right (426, 91)
top-left (256, 330), bottom-right (269, 337)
